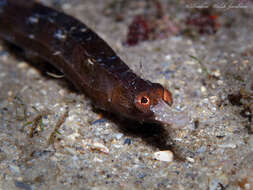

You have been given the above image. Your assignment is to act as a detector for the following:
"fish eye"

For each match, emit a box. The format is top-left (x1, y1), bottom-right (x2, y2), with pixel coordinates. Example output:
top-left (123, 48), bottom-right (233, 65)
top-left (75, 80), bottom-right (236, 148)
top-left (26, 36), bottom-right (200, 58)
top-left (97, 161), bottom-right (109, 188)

top-left (136, 95), bottom-right (151, 109)
top-left (140, 96), bottom-right (149, 105)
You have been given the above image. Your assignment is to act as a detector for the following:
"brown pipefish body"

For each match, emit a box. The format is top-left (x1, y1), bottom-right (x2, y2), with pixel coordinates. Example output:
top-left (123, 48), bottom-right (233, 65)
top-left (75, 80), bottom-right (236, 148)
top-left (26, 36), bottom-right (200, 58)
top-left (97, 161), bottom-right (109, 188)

top-left (0, 0), bottom-right (178, 125)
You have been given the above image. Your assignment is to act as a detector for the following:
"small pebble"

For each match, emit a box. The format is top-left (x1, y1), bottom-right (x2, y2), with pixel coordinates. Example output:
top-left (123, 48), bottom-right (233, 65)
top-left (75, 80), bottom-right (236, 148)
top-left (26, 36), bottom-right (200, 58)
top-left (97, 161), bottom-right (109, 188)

top-left (9, 164), bottom-right (20, 174)
top-left (67, 133), bottom-right (80, 141)
top-left (245, 183), bottom-right (251, 190)
top-left (62, 3), bottom-right (72, 10)
top-left (114, 133), bottom-right (123, 140)
top-left (165, 54), bottom-right (171, 60)
top-left (15, 181), bottom-right (31, 190)
top-left (27, 67), bottom-right (40, 76)
top-left (217, 80), bottom-right (224, 85)
top-left (212, 69), bottom-right (221, 77)
top-left (197, 146), bottom-right (206, 153)
top-left (91, 142), bottom-right (109, 154)
top-left (17, 61), bottom-right (29, 69)
top-left (154, 150), bottom-right (174, 162)
top-left (93, 157), bottom-right (103, 163)
top-left (91, 118), bottom-right (107, 125)
top-left (218, 143), bottom-right (236, 149)
top-left (186, 157), bottom-right (195, 163)
top-left (201, 86), bottom-right (207, 94)
top-left (185, 60), bottom-right (196, 65)
top-left (8, 91), bottom-right (13, 96)
top-left (138, 172), bottom-right (147, 179)
top-left (123, 138), bottom-right (131, 145)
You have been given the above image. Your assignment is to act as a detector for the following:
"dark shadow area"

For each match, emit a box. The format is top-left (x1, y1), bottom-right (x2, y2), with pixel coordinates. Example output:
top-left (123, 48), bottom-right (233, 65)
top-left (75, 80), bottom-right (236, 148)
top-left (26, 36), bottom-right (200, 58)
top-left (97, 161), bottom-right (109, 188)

top-left (93, 109), bottom-right (185, 161)
top-left (116, 121), bottom-right (186, 161)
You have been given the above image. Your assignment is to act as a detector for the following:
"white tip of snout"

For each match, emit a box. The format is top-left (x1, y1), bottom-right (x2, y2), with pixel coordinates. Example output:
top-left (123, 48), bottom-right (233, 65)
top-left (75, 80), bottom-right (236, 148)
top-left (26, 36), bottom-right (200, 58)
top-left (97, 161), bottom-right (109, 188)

top-left (151, 100), bottom-right (189, 129)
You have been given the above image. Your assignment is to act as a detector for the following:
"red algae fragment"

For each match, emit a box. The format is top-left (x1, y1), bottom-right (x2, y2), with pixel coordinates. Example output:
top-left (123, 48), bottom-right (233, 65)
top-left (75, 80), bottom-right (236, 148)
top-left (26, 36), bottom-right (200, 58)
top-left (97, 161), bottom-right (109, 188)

top-left (126, 15), bottom-right (150, 46)
top-left (126, 14), bottom-right (179, 46)
top-left (125, 0), bottom-right (179, 46)
top-left (186, 9), bottom-right (220, 35)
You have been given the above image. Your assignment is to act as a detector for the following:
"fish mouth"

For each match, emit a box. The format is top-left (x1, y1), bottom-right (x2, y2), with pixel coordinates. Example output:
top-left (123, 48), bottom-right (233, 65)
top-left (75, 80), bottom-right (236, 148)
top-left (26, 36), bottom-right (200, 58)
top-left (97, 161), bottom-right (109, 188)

top-left (150, 100), bottom-right (190, 128)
